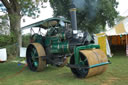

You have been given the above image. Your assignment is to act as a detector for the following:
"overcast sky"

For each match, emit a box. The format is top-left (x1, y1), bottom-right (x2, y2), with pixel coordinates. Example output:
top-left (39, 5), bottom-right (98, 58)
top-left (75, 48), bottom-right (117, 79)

top-left (116, 0), bottom-right (128, 16)
top-left (0, 0), bottom-right (127, 34)
top-left (20, 0), bottom-right (128, 34)
top-left (21, 2), bottom-right (53, 27)
top-left (21, 0), bottom-right (128, 27)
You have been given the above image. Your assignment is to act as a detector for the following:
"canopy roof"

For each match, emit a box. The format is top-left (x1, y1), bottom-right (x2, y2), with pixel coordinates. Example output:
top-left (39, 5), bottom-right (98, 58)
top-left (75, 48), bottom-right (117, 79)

top-left (106, 17), bottom-right (128, 36)
top-left (21, 18), bottom-right (70, 30)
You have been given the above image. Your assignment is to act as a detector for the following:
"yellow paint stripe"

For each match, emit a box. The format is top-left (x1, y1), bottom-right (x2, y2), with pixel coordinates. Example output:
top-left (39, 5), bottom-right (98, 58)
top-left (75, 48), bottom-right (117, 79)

top-left (70, 8), bottom-right (77, 11)
top-left (96, 33), bottom-right (105, 36)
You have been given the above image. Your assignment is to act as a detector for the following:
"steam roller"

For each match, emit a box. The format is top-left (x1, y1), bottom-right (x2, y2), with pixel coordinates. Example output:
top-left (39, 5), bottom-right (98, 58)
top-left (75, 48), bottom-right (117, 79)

top-left (23, 6), bottom-right (110, 78)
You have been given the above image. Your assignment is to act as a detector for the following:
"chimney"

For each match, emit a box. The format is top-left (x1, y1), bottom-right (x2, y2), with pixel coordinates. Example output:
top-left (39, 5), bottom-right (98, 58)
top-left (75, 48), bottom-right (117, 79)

top-left (70, 4), bottom-right (77, 32)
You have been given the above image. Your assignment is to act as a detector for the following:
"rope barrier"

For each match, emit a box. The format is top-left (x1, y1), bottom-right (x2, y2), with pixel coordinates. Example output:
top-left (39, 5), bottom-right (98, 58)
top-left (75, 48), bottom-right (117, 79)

top-left (0, 44), bottom-right (27, 81)
top-left (0, 64), bottom-right (27, 81)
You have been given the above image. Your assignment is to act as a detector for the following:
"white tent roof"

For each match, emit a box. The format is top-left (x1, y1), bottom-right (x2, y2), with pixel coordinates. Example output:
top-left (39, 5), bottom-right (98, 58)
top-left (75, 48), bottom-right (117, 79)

top-left (106, 17), bottom-right (128, 36)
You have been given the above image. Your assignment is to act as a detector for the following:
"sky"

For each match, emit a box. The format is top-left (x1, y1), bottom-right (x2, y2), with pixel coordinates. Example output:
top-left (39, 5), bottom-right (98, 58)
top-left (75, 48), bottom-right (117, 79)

top-left (21, 1), bottom-right (53, 27)
top-left (116, 0), bottom-right (128, 16)
top-left (21, 0), bottom-right (128, 34)
top-left (21, 0), bottom-right (128, 27)
top-left (0, 0), bottom-right (128, 34)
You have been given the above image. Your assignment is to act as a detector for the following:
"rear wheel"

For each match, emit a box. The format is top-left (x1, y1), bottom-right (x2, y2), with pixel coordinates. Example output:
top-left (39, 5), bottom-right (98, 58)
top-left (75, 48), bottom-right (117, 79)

top-left (26, 43), bottom-right (46, 71)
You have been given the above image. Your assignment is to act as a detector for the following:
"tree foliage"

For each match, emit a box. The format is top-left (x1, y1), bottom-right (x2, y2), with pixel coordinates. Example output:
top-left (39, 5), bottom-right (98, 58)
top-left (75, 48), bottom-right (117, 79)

top-left (0, 0), bottom-right (47, 33)
top-left (0, 34), bottom-right (17, 57)
top-left (0, 34), bottom-right (16, 47)
top-left (50, 0), bottom-right (118, 33)
top-left (115, 16), bottom-right (125, 24)
top-left (0, 0), bottom-right (47, 56)
top-left (22, 34), bottom-right (31, 47)
top-left (1, 0), bottom-right (47, 17)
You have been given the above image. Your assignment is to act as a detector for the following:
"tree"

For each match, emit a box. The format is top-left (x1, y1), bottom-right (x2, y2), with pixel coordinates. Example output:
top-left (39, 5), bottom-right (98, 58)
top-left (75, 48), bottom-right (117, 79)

top-left (50, 0), bottom-right (118, 34)
top-left (115, 16), bottom-right (125, 24)
top-left (0, 0), bottom-right (47, 56)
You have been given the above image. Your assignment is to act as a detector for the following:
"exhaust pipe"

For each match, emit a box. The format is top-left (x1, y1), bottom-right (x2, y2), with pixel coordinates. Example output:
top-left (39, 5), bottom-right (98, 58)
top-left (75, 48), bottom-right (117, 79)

top-left (70, 5), bottom-right (77, 33)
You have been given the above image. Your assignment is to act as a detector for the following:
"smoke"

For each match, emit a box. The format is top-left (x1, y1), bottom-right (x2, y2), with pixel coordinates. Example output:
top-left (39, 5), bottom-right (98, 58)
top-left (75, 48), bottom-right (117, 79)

top-left (72, 0), bottom-right (99, 20)
top-left (72, 0), bottom-right (87, 11)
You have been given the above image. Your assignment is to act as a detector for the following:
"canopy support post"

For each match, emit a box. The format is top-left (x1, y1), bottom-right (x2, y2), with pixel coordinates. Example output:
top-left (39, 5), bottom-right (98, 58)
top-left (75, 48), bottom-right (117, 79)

top-left (126, 34), bottom-right (128, 56)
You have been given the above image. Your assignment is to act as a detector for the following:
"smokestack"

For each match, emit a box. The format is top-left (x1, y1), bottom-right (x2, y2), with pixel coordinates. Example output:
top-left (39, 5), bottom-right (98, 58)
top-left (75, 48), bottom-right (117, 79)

top-left (70, 4), bottom-right (77, 32)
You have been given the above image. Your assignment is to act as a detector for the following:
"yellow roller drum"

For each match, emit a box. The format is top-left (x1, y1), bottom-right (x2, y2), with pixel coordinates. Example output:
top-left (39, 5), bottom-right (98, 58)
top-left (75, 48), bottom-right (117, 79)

top-left (70, 49), bottom-right (108, 78)
top-left (80, 49), bottom-right (108, 78)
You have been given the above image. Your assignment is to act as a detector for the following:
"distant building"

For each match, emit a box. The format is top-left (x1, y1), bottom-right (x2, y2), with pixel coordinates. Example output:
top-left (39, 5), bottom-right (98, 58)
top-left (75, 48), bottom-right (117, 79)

top-left (0, 1), bottom-right (10, 35)
top-left (0, 17), bottom-right (10, 35)
top-left (0, 27), bottom-right (10, 35)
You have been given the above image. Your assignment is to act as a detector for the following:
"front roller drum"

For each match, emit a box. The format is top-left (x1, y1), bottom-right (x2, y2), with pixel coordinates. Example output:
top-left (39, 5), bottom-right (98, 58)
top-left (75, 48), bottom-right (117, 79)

top-left (26, 43), bottom-right (46, 72)
top-left (70, 49), bottom-right (108, 78)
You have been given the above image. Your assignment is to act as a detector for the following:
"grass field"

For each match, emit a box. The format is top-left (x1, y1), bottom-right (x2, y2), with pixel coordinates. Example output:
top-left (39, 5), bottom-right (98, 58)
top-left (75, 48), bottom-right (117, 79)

top-left (0, 52), bottom-right (128, 85)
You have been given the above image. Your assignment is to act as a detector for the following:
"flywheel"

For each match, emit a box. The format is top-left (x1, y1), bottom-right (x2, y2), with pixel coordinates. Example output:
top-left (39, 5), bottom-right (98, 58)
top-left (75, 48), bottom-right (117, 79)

top-left (26, 43), bottom-right (46, 71)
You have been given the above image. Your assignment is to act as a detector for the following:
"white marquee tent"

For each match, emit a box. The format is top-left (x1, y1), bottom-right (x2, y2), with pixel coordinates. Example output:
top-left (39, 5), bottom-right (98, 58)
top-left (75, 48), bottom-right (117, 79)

top-left (106, 17), bottom-right (128, 36)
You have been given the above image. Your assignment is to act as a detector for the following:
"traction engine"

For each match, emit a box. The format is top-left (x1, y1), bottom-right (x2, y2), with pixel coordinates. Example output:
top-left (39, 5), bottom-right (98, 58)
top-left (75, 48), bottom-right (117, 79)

top-left (23, 6), bottom-right (110, 78)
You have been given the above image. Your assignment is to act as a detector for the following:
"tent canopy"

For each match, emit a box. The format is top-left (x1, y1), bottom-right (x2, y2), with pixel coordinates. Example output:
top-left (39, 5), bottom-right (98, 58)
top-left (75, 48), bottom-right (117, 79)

top-left (95, 33), bottom-right (112, 57)
top-left (106, 17), bottom-right (128, 36)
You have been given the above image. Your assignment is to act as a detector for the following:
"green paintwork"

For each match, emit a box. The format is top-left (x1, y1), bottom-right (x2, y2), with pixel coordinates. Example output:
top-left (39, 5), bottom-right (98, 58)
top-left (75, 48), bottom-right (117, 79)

top-left (44, 28), bottom-right (70, 54)
top-left (74, 45), bottom-right (100, 64)
top-left (32, 34), bottom-right (43, 43)
top-left (89, 62), bottom-right (110, 68)
top-left (45, 35), bottom-right (70, 54)
top-left (45, 36), bottom-right (61, 46)
top-left (50, 42), bottom-right (70, 53)
top-left (34, 62), bottom-right (38, 67)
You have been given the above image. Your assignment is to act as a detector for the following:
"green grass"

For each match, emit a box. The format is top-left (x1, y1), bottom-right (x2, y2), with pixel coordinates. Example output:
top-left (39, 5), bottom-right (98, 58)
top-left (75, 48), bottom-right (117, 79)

top-left (0, 53), bottom-right (128, 85)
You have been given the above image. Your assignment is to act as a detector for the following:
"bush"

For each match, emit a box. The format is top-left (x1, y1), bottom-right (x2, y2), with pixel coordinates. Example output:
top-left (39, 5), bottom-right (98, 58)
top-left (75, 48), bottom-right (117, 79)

top-left (0, 34), bottom-right (16, 47)
top-left (0, 33), bottom-right (17, 59)
top-left (0, 33), bottom-right (31, 59)
top-left (22, 34), bottom-right (31, 47)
